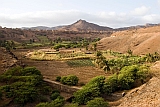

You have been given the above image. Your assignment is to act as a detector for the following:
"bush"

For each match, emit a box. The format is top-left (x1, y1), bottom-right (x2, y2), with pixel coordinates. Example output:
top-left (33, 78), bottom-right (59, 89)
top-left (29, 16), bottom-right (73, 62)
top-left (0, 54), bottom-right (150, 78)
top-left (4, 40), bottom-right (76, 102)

top-left (0, 66), bottom-right (46, 106)
top-left (60, 75), bottom-right (79, 86)
top-left (55, 76), bottom-right (61, 82)
top-left (86, 97), bottom-right (108, 107)
top-left (35, 102), bottom-right (48, 107)
top-left (73, 76), bottom-right (105, 104)
top-left (117, 65), bottom-right (137, 90)
top-left (105, 74), bottom-right (118, 93)
top-left (50, 92), bottom-right (60, 100)
top-left (64, 103), bottom-right (79, 107)
top-left (136, 65), bottom-right (149, 82)
top-left (21, 67), bottom-right (41, 76)
top-left (48, 96), bottom-right (65, 107)
top-left (36, 96), bottom-right (65, 107)
top-left (11, 82), bottom-right (38, 105)
top-left (73, 86), bottom-right (100, 104)
top-left (84, 76), bottom-right (105, 92)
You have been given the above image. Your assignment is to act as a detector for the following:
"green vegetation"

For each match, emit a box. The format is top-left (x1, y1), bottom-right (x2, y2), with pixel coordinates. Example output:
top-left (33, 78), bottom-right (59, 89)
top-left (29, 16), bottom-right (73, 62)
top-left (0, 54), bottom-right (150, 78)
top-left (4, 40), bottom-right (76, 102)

top-left (36, 35), bottom-right (50, 44)
top-left (0, 40), bottom-right (16, 50)
top-left (86, 97), bottom-right (109, 107)
top-left (64, 103), bottom-right (79, 107)
top-left (72, 64), bottom-right (150, 106)
top-left (60, 75), bottom-right (79, 86)
top-left (73, 76), bottom-right (106, 104)
top-left (36, 96), bottom-right (65, 107)
top-left (0, 66), bottom-right (64, 106)
top-left (66, 59), bottom-right (94, 67)
top-left (93, 50), bottom-right (160, 73)
top-left (104, 65), bottom-right (150, 92)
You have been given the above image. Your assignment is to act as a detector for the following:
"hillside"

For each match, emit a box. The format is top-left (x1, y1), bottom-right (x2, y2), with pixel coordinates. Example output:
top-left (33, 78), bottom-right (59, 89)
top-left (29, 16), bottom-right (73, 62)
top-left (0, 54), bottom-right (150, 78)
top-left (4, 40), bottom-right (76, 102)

top-left (0, 48), bottom-right (17, 74)
top-left (116, 61), bottom-right (160, 107)
top-left (22, 19), bottom-right (113, 31)
top-left (59, 19), bottom-right (113, 31)
top-left (97, 25), bottom-right (160, 55)
top-left (0, 26), bottom-right (112, 43)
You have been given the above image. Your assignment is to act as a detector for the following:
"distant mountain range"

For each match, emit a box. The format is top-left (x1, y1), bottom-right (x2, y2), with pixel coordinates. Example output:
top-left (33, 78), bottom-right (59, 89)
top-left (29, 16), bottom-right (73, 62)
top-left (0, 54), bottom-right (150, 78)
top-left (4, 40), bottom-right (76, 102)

top-left (22, 19), bottom-right (113, 31)
top-left (21, 19), bottom-right (160, 31)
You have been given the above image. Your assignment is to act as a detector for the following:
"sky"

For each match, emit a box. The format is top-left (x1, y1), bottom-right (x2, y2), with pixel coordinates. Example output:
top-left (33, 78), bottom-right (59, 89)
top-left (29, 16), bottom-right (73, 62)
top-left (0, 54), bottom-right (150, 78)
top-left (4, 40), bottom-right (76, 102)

top-left (0, 0), bottom-right (160, 28)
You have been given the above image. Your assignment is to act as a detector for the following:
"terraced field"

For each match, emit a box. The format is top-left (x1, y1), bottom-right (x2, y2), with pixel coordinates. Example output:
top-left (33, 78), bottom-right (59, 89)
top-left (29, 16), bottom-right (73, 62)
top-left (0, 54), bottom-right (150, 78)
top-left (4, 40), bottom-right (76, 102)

top-left (12, 48), bottom-right (107, 84)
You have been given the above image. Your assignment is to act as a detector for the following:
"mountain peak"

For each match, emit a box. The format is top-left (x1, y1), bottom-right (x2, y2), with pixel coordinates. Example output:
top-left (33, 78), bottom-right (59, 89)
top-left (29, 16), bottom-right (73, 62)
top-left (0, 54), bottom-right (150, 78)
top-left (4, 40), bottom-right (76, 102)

top-left (77, 19), bottom-right (87, 23)
top-left (59, 20), bottom-right (113, 31)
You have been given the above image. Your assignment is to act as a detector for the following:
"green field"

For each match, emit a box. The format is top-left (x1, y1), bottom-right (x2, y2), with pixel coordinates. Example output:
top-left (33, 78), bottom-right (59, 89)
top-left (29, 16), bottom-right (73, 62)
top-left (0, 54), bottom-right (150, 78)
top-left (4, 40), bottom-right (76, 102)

top-left (66, 59), bottom-right (94, 67)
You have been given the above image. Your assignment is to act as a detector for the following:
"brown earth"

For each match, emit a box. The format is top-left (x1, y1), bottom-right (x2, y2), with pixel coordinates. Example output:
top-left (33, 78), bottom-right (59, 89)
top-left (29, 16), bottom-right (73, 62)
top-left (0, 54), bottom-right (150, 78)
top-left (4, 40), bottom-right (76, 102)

top-left (1, 47), bottom-right (160, 106)
top-left (97, 25), bottom-right (160, 55)
top-left (59, 19), bottom-right (113, 31)
top-left (0, 48), bottom-right (17, 75)
top-left (12, 48), bottom-right (107, 84)
top-left (0, 22), bottom-right (112, 43)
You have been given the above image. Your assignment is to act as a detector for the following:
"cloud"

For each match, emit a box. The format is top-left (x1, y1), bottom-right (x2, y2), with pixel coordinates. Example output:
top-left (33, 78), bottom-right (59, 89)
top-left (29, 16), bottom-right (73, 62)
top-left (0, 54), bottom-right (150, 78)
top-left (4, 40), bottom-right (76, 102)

top-left (0, 9), bottom-right (159, 28)
top-left (131, 6), bottom-right (150, 16)
top-left (158, 0), bottom-right (160, 5)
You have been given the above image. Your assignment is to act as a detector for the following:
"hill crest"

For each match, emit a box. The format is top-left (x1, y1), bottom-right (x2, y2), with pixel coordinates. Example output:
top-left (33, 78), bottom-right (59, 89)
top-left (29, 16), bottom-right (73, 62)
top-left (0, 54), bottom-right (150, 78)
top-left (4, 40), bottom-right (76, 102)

top-left (58, 19), bottom-right (113, 31)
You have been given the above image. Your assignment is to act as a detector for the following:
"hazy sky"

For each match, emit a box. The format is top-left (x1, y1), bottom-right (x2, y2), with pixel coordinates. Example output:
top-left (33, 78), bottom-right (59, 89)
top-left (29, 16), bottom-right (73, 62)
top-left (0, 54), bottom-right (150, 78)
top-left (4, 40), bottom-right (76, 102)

top-left (1, 0), bottom-right (160, 28)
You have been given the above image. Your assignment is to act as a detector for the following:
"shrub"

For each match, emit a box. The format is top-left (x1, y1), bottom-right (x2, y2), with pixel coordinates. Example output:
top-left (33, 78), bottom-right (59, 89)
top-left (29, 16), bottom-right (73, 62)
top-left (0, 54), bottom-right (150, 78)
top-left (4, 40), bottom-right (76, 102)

top-left (0, 66), bottom-right (46, 106)
top-left (50, 92), bottom-right (60, 100)
top-left (64, 103), bottom-right (79, 107)
top-left (55, 76), bottom-right (61, 82)
top-left (3, 66), bottom-right (22, 76)
top-left (117, 65), bottom-right (138, 90)
top-left (48, 96), bottom-right (65, 107)
top-left (36, 96), bottom-right (65, 107)
top-left (136, 65), bottom-right (149, 82)
top-left (35, 102), bottom-right (48, 107)
top-left (21, 67), bottom-right (41, 76)
top-left (105, 74), bottom-right (118, 93)
top-left (73, 86), bottom-right (100, 105)
top-left (84, 76), bottom-right (105, 92)
top-left (11, 82), bottom-right (38, 105)
top-left (60, 75), bottom-right (79, 86)
top-left (73, 76), bottom-right (105, 104)
top-left (86, 97), bottom-right (108, 107)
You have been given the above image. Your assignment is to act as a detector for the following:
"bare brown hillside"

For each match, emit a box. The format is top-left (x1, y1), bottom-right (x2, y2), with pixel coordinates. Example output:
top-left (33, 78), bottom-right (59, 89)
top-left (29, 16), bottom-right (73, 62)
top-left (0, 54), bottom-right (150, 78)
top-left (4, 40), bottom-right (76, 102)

top-left (0, 27), bottom-right (112, 43)
top-left (0, 48), bottom-right (17, 74)
top-left (97, 26), bottom-right (160, 55)
top-left (59, 19), bottom-right (113, 31)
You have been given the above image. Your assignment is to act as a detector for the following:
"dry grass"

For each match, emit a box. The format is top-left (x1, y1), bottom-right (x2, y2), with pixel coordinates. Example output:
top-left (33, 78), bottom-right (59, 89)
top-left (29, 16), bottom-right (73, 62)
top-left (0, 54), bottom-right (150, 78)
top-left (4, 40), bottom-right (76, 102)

top-left (97, 26), bottom-right (160, 55)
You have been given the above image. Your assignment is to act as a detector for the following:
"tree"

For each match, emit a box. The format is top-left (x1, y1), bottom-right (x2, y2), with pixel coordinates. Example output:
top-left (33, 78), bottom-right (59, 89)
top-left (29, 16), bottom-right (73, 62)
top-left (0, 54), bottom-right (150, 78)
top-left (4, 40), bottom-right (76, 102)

top-left (86, 97), bottom-right (108, 107)
top-left (73, 76), bottom-right (105, 104)
top-left (60, 75), bottom-right (79, 86)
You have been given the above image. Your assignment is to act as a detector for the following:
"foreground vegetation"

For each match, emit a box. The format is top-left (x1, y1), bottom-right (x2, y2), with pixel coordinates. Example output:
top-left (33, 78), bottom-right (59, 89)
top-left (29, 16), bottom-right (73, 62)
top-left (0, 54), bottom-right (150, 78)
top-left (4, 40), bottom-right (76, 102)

top-left (0, 66), bottom-right (65, 107)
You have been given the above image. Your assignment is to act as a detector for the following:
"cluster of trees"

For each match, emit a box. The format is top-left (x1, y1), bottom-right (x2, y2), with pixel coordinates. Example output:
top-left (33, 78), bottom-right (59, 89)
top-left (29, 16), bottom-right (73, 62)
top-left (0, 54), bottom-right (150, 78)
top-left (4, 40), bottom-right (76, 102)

top-left (0, 40), bottom-right (15, 50)
top-left (0, 66), bottom-right (65, 107)
top-left (36, 90), bottom-right (65, 107)
top-left (93, 51), bottom-right (160, 73)
top-left (70, 64), bottom-right (149, 106)
top-left (56, 75), bottom-right (79, 86)
top-left (52, 37), bottom-right (100, 51)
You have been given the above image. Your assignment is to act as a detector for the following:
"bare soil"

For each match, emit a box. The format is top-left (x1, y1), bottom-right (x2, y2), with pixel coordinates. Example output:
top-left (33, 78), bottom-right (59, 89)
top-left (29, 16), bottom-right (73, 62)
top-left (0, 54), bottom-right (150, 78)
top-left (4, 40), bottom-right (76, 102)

top-left (97, 26), bottom-right (160, 55)
top-left (12, 48), bottom-right (107, 84)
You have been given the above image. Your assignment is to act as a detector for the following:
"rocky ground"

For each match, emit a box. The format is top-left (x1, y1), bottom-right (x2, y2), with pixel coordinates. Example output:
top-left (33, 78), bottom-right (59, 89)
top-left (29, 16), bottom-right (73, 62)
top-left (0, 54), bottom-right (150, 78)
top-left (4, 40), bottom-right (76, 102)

top-left (0, 48), bottom-right (17, 75)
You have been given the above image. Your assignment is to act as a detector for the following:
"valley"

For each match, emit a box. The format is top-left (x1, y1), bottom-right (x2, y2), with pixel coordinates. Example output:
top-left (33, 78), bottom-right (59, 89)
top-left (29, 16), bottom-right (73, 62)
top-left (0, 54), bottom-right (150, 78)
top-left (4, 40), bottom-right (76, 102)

top-left (0, 20), bottom-right (160, 107)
